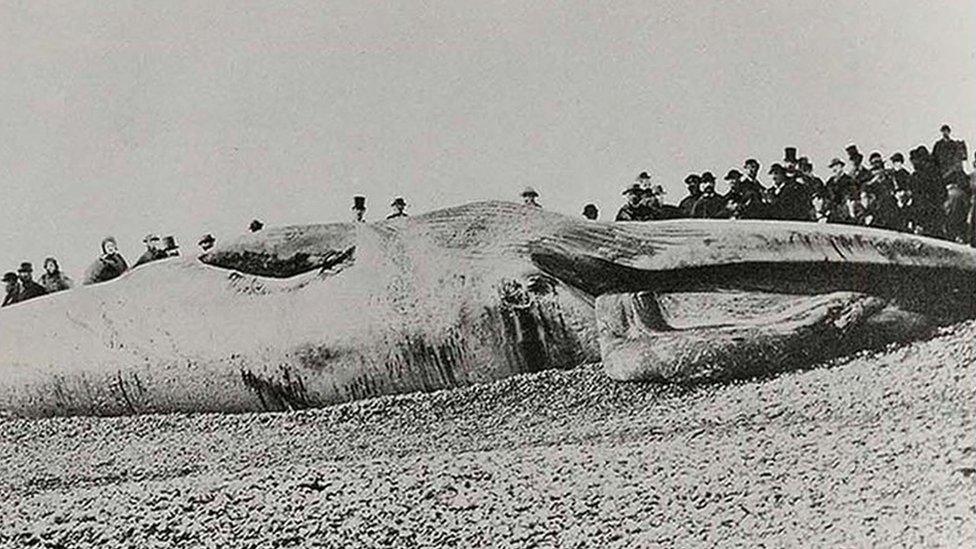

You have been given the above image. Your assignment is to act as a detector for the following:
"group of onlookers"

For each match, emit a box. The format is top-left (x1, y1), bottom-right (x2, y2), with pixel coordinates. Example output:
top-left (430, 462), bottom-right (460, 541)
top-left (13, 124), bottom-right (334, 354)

top-left (609, 125), bottom-right (975, 245)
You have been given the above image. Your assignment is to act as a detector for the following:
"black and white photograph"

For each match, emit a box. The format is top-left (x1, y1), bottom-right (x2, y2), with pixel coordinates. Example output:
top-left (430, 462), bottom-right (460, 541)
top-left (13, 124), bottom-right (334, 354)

top-left (1, 1), bottom-right (975, 546)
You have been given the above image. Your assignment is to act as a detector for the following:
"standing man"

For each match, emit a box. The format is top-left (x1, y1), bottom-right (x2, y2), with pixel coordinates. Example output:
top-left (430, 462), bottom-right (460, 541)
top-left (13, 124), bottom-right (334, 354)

top-left (846, 144), bottom-right (873, 189)
top-left (16, 262), bottom-right (47, 303)
top-left (724, 169), bottom-right (764, 219)
top-left (616, 183), bottom-right (645, 221)
top-left (933, 124), bottom-right (967, 178)
top-left (765, 164), bottom-right (808, 221)
top-left (825, 158), bottom-right (856, 204)
top-left (678, 174), bottom-right (702, 217)
top-left (520, 187), bottom-right (541, 208)
top-left (133, 234), bottom-right (169, 268)
top-left (690, 172), bottom-right (726, 218)
top-left (352, 196), bottom-right (367, 221)
top-left (797, 157), bottom-right (825, 196)
top-left (2, 272), bottom-right (21, 307)
top-left (783, 147), bottom-right (800, 181)
top-left (387, 197), bottom-right (409, 219)
top-left (910, 146), bottom-right (943, 207)
top-left (742, 159), bottom-right (765, 194)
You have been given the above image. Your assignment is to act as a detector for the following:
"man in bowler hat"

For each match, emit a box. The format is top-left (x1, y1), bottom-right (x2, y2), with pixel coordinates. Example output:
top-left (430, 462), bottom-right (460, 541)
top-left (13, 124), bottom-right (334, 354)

top-left (678, 174), bottom-right (702, 218)
top-left (16, 262), bottom-right (47, 303)
top-left (387, 197), bottom-right (409, 219)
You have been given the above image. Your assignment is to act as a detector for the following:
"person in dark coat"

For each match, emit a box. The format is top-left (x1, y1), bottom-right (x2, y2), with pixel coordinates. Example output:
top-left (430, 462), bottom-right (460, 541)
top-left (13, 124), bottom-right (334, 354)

top-left (677, 174), bottom-right (702, 217)
top-left (765, 164), bottom-right (809, 221)
top-left (825, 158), bottom-right (858, 205)
top-left (858, 188), bottom-right (897, 230)
top-left (2, 272), bottom-right (21, 307)
top-left (910, 146), bottom-right (944, 207)
top-left (865, 152), bottom-right (896, 198)
top-left (198, 234), bottom-right (216, 253)
top-left (889, 152), bottom-right (913, 193)
top-left (691, 172), bottom-right (727, 218)
top-left (84, 237), bottom-right (129, 286)
top-left (742, 159), bottom-right (765, 194)
top-left (639, 184), bottom-right (673, 220)
top-left (16, 262), bottom-right (47, 303)
top-left (944, 179), bottom-right (971, 243)
top-left (387, 197), bottom-right (409, 219)
top-left (835, 194), bottom-right (865, 226)
top-left (722, 169), bottom-right (764, 219)
top-left (796, 157), bottom-right (825, 197)
top-left (809, 188), bottom-right (838, 224)
top-left (616, 183), bottom-right (645, 221)
top-left (582, 204), bottom-right (599, 221)
top-left (846, 144), bottom-right (873, 188)
top-left (893, 187), bottom-right (940, 237)
top-left (932, 124), bottom-right (967, 179)
top-left (39, 257), bottom-right (73, 294)
top-left (133, 234), bottom-right (169, 268)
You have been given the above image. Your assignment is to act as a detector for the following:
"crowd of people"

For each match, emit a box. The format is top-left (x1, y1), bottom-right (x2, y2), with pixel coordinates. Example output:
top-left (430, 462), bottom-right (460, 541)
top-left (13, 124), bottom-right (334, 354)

top-left (606, 125), bottom-right (974, 245)
top-left (2, 124), bottom-right (973, 309)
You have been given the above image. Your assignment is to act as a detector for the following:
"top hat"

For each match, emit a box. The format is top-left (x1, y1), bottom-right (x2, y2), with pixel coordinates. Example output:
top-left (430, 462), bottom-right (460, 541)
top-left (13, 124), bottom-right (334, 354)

top-left (391, 197), bottom-right (406, 207)
top-left (784, 147), bottom-right (798, 163)
top-left (352, 196), bottom-right (366, 210)
top-left (17, 262), bottom-right (32, 273)
top-left (845, 144), bottom-right (862, 159)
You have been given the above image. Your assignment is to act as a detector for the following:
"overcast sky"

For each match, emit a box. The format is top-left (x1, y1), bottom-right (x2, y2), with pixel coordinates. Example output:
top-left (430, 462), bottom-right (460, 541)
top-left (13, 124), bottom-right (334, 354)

top-left (2, 0), bottom-right (974, 276)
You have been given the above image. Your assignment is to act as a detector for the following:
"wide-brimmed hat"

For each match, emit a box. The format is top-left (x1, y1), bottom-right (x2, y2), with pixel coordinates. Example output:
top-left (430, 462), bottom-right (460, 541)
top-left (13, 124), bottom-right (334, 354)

top-left (520, 186), bottom-right (539, 197)
top-left (391, 197), bottom-right (407, 207)
top-left (17, 262), bottom-right (32, 273)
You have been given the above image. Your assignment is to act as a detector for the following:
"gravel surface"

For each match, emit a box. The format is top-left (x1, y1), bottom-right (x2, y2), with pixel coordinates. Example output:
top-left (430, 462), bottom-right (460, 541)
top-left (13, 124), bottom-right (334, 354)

top-left (2, 322), bottom-right (975, 548)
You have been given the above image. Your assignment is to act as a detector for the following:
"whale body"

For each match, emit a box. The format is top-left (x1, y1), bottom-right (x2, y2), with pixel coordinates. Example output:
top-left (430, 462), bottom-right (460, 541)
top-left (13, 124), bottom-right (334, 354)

top-left (1, 201), bottom-right (975, 417)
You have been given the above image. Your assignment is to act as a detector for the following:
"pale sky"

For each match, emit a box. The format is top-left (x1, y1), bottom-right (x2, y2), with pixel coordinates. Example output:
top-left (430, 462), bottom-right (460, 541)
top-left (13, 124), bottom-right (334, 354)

top-left (2, 0), bottom-right (974, 277)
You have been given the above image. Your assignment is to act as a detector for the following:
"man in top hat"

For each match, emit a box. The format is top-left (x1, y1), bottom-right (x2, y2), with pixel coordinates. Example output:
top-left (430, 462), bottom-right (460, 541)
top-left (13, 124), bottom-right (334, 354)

top-left (520, 187), bottom-right (541, 208)
top-left (134, 233), bottom-right (169, 268)
top-left (16, 262), bottom-right (47, 303)
top-left (249, 219), bottom-right (264, 232)
top-left (783, 147), bottom-right (800, 179)
top-left (352, 195), bottom-right (367, 222)
top-left (845, 144), bottom-right (873, 188)
top-left (691, 172), bottom-right (727, 219)
top-left (616, 183), bottom-right (645, 221)
top-left (582, 204), bottom-right (599, 221)
top-left (2, 272), bottom-right (22, 307)
top-left (677, 174), bottom-right (702, 218)
top-left (765, 164), bottom-right (808, 221)
top-left (387, 197), bottom-right (409, 219)
top-left (932, 124), bottom-right (968, 178)
top-left (825, 157), bottom-right (857, 205)
top-left (198, 234), bottom-right (216, 253)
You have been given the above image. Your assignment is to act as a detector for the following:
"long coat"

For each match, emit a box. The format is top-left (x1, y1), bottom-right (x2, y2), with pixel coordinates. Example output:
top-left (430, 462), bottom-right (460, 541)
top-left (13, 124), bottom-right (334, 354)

top-left (765, 181), bottom-right (809, 221)
top-left (18, 279), bottom-right (47, 302)
top-left (84, 254), bottom-right (129, 285)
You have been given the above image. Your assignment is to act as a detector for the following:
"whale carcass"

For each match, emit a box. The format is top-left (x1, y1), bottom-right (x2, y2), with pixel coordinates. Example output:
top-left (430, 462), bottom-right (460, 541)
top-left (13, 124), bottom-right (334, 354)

top-left (1, 201), bottom-right (975, 417)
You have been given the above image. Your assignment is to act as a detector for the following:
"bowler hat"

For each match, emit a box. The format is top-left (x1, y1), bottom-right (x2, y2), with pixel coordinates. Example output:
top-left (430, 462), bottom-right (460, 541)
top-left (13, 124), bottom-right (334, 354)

top-left (198, 233), bottom-right (215, 246)
top-left (845, 144), bottom-right (861, 158)
top-left (743, 158), bottom-right (759, 169)
top-left (768, 163), bottom-right (786, 175)
top-left (828, 157), bottom-right (844, 168)
top-left (784, 147), bottom-right (798, 163)
top-left (17, 262), bottom-right (32, 273)
top-left (352, 196), bottom-right (366, 210)
top-left (2, 272), bottom-right (18, 283)
top-left (684, 174), bottom-right (700, 185)
top-left (636, 171), bottom-right (651, 181)
top-left (700, 171), bottom-right (716, 182)
top-left (890, 152), bottom-right (904, 163)
top-left (869, 151), bottom-right (883, 162)
top-left (391, 197), bottom-right (406, 207)
top-left (520, 186), bottom-right (539, 197)
top-left (724, 169), bottom-right (742, 181)
top-left (941, 124), bottom-right (951, 133)
top-left (623, 183), bottom-right (642, 195)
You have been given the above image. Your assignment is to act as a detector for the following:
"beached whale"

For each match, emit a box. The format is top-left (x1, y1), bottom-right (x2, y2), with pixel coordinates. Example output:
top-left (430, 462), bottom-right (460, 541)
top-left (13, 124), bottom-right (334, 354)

top-left (1, 201), bottom-right (975, 417)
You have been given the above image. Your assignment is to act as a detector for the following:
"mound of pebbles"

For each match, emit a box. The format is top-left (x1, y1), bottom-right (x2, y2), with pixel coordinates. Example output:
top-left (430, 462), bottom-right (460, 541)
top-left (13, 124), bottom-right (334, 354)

top-left (2, 322), bottom-right (975, 547)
